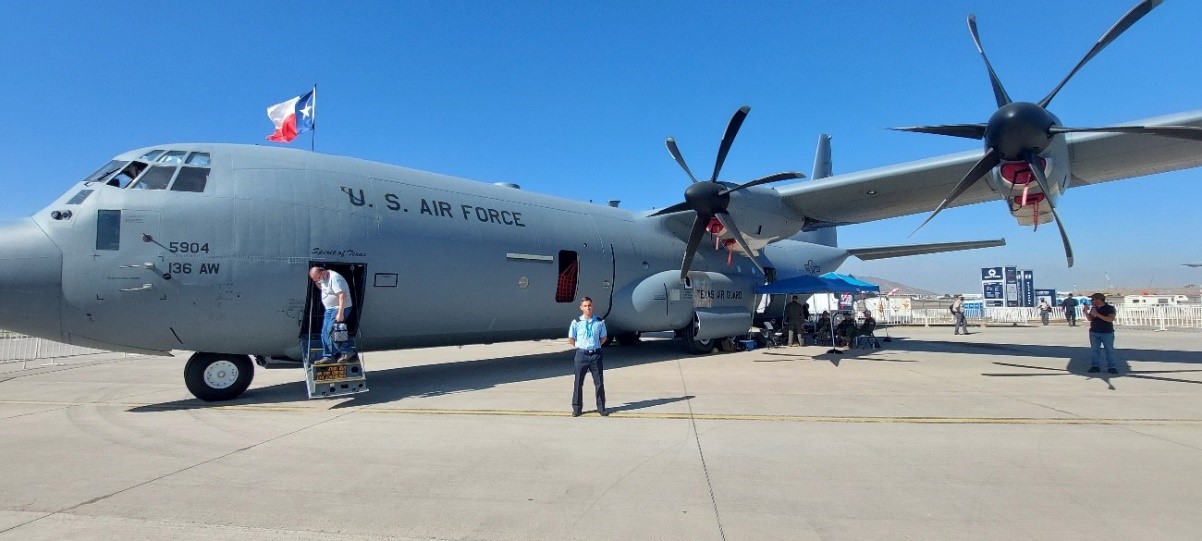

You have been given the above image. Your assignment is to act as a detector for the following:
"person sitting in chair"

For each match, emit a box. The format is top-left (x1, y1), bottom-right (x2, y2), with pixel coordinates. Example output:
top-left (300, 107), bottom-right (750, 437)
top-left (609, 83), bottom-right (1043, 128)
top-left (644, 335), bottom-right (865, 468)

top-left (855, 310), bottom-right (878, 348)
top-left (815, 311), bottom-right (832, 344)
top-left (835, 312), bottom-right (857, 348)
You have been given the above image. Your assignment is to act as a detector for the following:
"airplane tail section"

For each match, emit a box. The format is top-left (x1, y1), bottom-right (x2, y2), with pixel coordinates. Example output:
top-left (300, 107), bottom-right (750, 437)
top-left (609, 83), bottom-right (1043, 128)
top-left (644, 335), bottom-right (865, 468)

top-left (846, 239), bottom-right (1006, 261)
top-left (812, 134), bottom-right (832, 180)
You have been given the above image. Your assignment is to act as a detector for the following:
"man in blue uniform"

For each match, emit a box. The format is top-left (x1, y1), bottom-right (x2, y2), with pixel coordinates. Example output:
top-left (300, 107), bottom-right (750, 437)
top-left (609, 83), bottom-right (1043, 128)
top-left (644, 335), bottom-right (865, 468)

top-left (567, 297), bottom-right (608, 417)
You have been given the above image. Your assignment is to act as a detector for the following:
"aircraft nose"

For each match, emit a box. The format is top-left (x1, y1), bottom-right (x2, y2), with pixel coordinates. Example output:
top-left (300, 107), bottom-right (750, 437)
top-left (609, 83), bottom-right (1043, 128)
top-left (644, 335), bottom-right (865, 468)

top-left (0, 219), bottom-right (63, 340)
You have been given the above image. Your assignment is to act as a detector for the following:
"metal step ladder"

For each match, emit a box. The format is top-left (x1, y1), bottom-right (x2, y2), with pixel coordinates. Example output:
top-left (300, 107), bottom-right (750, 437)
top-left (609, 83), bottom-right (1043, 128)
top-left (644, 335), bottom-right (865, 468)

top-left (301, 335), bottom-right (369, 399)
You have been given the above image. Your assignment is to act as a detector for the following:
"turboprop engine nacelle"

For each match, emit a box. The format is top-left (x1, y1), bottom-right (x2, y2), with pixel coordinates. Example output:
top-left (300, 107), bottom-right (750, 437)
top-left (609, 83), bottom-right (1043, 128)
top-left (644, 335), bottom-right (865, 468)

top-left (607, 270), bottom-right (756, 334)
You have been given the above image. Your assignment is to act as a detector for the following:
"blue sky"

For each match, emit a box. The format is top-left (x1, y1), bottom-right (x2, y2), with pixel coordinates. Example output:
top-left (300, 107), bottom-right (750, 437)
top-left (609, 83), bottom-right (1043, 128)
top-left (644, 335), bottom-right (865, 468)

top-left (2, 0), bottom-right (1200, 294)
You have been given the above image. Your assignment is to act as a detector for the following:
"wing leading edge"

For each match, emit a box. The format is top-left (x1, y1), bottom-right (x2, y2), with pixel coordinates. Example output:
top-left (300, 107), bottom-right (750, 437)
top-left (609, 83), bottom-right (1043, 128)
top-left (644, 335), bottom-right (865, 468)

top-left (777, 110), bottom-right (1202, 228)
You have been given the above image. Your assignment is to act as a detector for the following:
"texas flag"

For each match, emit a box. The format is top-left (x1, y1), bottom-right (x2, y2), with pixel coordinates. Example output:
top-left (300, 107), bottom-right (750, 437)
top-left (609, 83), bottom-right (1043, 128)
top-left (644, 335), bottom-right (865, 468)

top-left (265, 88), bottom-right (315, 143)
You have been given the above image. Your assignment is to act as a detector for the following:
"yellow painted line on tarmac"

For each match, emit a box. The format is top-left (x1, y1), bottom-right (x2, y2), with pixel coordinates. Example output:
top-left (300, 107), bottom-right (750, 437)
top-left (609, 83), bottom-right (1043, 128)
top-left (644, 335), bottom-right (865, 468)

top-left (4, 399), bottom-right (1202, 425)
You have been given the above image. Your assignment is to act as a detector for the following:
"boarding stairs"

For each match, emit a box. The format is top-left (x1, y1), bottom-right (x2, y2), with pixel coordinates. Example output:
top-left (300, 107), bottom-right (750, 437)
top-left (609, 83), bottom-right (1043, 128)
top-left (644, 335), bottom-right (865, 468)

top-left (300, 333), bottom-right (369, 399)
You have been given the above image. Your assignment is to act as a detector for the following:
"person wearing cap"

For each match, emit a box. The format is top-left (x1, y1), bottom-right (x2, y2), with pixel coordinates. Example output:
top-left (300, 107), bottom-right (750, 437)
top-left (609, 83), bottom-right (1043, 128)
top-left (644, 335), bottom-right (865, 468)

top-left (1083, 292), bottom-right (1119, 374)
top-left (950, 295), bottom-right (968, 335)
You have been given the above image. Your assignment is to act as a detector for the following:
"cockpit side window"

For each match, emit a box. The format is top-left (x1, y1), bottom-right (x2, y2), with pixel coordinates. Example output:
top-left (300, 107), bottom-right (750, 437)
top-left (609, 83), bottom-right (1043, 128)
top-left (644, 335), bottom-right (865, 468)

top-left (170, 166), bottom-right (209, 192)
top-left (131, 165), bottom-right (175, 190)
top-left (108, 161), bottom-right (147, 188)
top-left (138, 150), bottom-right (164, 161)
top-left (83, 160), bottom-right (127, 184)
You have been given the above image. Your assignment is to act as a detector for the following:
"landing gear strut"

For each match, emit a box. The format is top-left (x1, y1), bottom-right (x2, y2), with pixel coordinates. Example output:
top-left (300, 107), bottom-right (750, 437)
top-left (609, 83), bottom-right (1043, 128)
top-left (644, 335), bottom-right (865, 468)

top-left (184, 352), bottom-right (254, 401)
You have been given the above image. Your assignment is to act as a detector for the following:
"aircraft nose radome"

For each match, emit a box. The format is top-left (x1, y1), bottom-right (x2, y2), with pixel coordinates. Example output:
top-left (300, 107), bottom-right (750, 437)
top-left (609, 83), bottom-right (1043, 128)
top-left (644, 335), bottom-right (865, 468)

top-left (0, 220), bottom-right (63, 341)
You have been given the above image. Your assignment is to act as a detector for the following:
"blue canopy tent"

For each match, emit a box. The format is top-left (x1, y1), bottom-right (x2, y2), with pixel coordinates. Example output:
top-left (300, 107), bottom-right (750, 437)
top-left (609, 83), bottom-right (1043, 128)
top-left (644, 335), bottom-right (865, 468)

top-left (755, 273), bottom-right (881, 354)
top-left (754, 275), bottom-right (860, 295)
top-left (820, 272), bottom-right (880, 293)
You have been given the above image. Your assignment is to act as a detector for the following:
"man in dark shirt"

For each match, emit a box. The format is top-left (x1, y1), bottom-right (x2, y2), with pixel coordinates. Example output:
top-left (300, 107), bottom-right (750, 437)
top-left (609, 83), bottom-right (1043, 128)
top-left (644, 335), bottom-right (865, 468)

top-left (1083, 292), bottom-right (1118, 374)
top-left (1061, 295), bottom-right (1079, 327)
top-left (783, 295), bottom-right (808, 346)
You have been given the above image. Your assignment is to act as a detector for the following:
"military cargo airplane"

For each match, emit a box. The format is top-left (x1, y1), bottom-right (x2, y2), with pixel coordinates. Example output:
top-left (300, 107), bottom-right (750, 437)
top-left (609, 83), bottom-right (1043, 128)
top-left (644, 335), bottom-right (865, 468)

top-left (2, 0), bottom-right (1201, 401)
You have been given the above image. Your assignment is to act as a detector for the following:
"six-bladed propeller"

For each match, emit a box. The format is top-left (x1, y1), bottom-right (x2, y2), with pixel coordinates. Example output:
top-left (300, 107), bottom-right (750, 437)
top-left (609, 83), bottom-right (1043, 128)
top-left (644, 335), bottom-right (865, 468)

top-left (895, 0), bottom-right (1202, 267)
top-left (650, 106), bottom-right (805, 281)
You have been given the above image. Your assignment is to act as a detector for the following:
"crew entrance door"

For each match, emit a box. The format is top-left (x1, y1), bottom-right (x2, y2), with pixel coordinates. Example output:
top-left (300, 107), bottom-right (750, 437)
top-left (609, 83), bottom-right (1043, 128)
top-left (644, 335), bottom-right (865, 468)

top-left (300, 262), bottom-right (369, 399)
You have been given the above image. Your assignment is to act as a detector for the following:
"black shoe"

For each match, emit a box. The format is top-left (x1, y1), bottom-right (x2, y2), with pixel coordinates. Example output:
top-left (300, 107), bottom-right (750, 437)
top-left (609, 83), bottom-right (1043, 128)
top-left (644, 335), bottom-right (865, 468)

top-left (571, 411), bottom-right (582, 417)
top-left (338, 353), bottom-right (359, 363)
top-left (1107, 367), bottom-right (1118, 374)
top-left (1088, 366), bottom-right (1100, 373)
top-left (599, 410), bottom-right (609, 417)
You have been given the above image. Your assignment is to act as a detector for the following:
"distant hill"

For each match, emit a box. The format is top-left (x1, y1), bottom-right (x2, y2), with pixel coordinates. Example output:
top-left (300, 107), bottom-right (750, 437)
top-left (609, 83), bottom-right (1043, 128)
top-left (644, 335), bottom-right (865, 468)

top-left (851, 276), bottom-right (937, 296)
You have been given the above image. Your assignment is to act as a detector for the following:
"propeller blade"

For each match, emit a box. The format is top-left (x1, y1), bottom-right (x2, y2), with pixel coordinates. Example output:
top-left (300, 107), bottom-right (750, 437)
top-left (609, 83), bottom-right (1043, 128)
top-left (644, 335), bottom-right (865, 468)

top-left (892, 124), bottom-right (988, 140)
top-left (648, 201), bottom-right (693, 217)
top-left (712, 212), bottom-right (768, 277)
top-left (1038, 0), bottom-right (1163, 108)
top-left (1048, 204), bottom-right (1075, 268)
top-left (1022, 149), bottom-right (1056, 208)
top-left (680, 215), bottom-right (709, 281)
top-left (719, 171), bottom-right (805, 196)
top-left (711, 106), bottom-right (750, 182)
top-left (665, 137), bottom-right (700, 184)
top-left (911, 147), bottom-right (1001, 235)
top-left (967, 14), bottom-right (1012, 108)
top-left (1049, 124), bottom-right (1202, 141)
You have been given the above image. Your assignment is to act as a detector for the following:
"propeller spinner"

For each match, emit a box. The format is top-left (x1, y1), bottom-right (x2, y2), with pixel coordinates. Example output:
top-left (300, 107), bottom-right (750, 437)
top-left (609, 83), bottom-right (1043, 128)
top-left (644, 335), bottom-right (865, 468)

top-left (650, 106), bottom-right (804, 281)
top-left (895, 0), bottom-right (1202, 268)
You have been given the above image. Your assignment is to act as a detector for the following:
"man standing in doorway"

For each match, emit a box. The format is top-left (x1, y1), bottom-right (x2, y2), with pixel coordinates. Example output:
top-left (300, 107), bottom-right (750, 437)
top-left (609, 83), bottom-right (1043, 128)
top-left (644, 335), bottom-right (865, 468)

top-left (1061, 294), bottom-right (1079, 327)
top-left (951, 295), bottom-right (968, 335)
top-left (568, 297), bottom-right (608, 417)
top-left (309, 266), bottom-right (355, 364)
top-left (1083, 292), bottom-right (1119, 374)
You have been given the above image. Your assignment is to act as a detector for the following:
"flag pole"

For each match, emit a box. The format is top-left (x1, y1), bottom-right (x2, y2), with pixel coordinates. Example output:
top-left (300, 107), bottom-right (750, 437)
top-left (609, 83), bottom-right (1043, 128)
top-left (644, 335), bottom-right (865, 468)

top-left (310, 84), bottom-right (317, 152)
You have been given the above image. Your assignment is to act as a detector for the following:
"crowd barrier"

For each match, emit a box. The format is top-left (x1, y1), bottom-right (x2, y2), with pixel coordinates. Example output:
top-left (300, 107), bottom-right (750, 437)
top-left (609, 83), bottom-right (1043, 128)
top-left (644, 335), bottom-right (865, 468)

top-left (872, 306), bottom-right (1202, 329)
top-left (0, 332), bottom-right (114, 362)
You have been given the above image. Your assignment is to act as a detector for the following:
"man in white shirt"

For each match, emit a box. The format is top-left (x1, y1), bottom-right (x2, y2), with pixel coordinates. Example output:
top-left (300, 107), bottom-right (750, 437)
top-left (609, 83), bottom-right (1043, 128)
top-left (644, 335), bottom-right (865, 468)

top-left (308, 266), bottom-right (355, 364)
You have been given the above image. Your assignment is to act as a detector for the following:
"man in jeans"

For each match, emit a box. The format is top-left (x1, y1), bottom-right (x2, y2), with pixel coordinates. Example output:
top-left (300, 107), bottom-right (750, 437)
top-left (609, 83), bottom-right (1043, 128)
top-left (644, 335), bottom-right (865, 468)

top-left (309, 266), bottom-right (355, 364)
top-left (1083, 292), bottom-right (1118, 374)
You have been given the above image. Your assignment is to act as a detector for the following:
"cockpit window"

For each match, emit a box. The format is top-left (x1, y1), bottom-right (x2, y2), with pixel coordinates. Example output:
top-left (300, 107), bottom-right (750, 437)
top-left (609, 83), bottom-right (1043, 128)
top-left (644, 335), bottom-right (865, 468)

top-left (170, 166), bottom-right (209, 192)
top-left (131, 165), bottom-right (174, 190)
top-left (108, 162), bottom-right (147, 188)
top-left (185, 152), bottom-right (211, 166)
top-left (83, 160), bottom-right (126, 184)
top-left (138, 150), bottom-right (164, 161)
top-left (156, 151), bottom-right (187, 165)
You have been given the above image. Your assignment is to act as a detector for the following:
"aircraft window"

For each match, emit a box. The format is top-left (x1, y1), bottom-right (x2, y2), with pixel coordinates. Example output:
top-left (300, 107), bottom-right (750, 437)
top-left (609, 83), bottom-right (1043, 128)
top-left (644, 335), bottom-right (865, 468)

top-left (131, 165), bottom-right (175, 190)
top-left (66, 190), bottom-right (94, 205)
top-left (185, 152), bottom-right (211, 166)
top-left (108, 162), bottom-right (147, 188)
top-left (138, 150), bottom-right (164, 161)
top-left (82, 160), bottom-right (127, 184)
top-left (96, 210), bottom-right (120, 250)
top-left (156, 151), bottom-right (187, 164)
top-left (170, 167), bottom-right (209, 192)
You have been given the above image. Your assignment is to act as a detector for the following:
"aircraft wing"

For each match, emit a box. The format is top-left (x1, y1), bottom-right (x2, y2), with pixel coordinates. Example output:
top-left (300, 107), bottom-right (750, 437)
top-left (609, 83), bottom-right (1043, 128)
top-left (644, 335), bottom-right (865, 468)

top-left (777, 110), bottom-right (1202, 227)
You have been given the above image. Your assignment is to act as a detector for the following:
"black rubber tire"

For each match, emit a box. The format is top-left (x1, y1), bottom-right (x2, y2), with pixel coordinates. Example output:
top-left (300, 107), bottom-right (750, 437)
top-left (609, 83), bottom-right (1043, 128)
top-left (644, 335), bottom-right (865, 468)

top-left (184, 353), bottom-right (254, 401)
top-left (681, 316), bottom-right (715, 354)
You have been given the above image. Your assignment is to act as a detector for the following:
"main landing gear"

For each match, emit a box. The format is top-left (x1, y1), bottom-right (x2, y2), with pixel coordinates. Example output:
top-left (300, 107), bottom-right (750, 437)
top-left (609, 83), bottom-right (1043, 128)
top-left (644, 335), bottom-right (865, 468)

top-left (184, 352), bottom-right (255, 401)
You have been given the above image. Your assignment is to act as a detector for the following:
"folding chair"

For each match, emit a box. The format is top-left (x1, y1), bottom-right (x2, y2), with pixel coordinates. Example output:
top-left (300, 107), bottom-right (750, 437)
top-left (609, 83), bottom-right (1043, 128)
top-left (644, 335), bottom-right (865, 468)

top-left (760, 321), bottom-right (783, 348)
top-left (853, 321), bottom-right (881, 349)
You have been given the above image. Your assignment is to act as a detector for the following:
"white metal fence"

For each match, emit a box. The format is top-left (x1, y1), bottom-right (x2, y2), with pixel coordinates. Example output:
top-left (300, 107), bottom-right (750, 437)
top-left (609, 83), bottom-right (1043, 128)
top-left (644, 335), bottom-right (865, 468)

top-left (0, 331), bottom-right (113, 362)
top-left (873, 306), bottom-right (1202, 329)
top-left (4, 305), bottom-right (1200, 362)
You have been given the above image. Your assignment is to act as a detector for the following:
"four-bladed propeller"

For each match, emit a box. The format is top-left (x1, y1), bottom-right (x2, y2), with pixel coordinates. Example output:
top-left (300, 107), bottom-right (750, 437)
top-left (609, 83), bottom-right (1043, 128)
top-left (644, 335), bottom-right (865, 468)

top-left (895, 0), bottom-right (1202, 267)
top-left (650, 106), bottom-right (805, 281)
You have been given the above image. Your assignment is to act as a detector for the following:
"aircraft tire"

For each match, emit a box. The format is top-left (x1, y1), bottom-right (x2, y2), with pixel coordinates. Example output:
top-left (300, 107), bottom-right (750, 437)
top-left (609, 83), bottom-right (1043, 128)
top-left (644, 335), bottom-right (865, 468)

top-left (681, 316), bottom-right (714, 355)
top-left (185, 352), bottom-right (254, 401)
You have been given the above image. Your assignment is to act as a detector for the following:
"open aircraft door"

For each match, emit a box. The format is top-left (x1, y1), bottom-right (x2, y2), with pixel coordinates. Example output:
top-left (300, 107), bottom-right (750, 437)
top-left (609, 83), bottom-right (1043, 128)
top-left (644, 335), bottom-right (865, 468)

top-left (300, 262), bottom-right (369, 399)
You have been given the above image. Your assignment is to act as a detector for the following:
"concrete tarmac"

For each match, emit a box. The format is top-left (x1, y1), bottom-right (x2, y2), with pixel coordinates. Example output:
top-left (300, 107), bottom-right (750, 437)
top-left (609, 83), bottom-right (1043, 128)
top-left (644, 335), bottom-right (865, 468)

top-left (1, 325), bottom-right (1201, 540)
